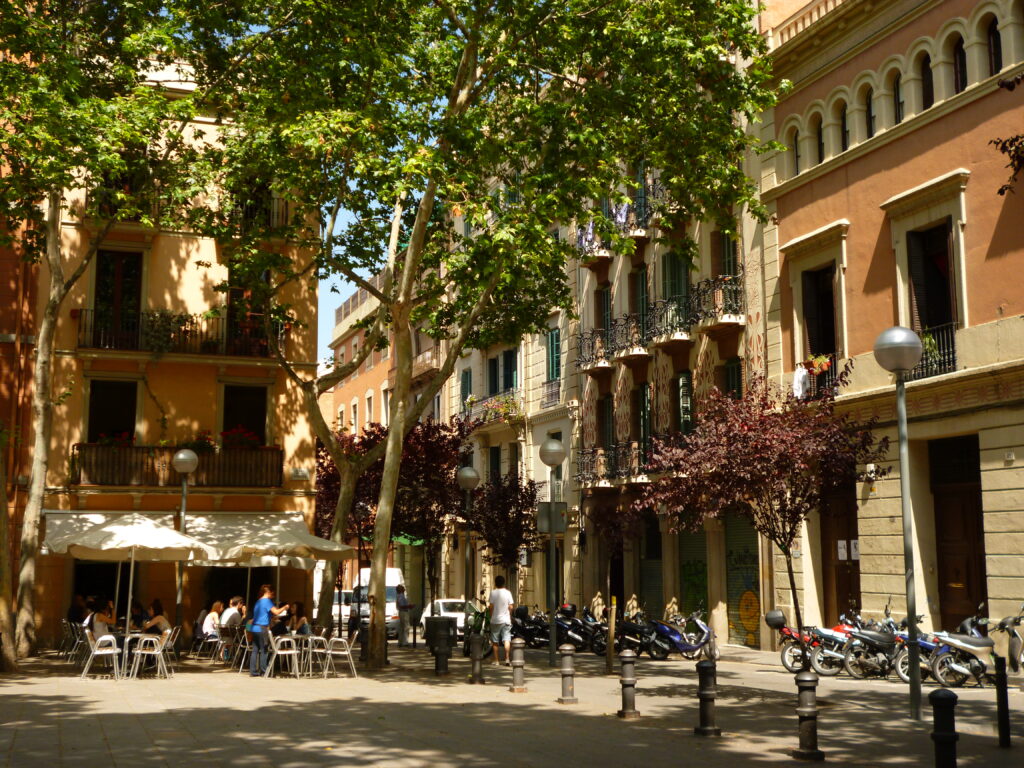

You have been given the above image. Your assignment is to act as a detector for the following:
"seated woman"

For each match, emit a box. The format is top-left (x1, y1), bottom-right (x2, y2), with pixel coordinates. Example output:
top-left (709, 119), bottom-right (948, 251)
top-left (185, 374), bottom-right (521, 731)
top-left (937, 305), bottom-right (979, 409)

top-left (141, 599), bottom-right (171, 635)
top-left (270, 602), bottom-right (290, 636)
top-left (84, 596), bottom-right (116, 637)
top-left (289, 602), bottom-right (311, 636)
top-left (202, 600), bottom-right (223, 640)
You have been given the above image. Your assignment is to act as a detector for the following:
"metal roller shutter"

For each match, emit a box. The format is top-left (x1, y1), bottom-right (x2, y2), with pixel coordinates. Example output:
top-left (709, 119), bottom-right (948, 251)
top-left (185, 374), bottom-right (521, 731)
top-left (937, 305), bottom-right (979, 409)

top-left (725, 514), bottom-right (761, 647)
top-left (677, 530), bottom-right (708, 618)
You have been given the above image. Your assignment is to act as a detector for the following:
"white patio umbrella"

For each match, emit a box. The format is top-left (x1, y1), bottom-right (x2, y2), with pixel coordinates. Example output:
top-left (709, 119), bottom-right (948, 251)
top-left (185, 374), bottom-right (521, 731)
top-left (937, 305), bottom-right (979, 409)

top-left (46, 513), bottom-right (220, 671)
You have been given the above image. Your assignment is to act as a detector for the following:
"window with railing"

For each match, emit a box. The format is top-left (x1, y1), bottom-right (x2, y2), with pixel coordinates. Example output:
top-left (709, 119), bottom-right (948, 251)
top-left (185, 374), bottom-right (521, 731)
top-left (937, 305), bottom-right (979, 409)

top-left (71, 444), bottom-right (283, 487)
top-left (906, 219), bottom-right (958, 380)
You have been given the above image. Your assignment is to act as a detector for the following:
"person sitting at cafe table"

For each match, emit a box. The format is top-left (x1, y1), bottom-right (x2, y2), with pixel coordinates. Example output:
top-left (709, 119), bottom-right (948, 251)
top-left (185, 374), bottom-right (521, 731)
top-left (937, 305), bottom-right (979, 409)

top-left (67, 593), bottom-right (87, 625)
top-left (140, 599), bottom-right (171, 635)
top-left (221, 596), bottom-right (245, 628)
top-left (202, 600), bottom-right (224, 640)
top-left (270, 601), bottom-right (291, 637)
top-left (128, 599), bottom-right (150, 630)
top-left (289, 601), bottom-right (311, 636)
top-left (84, 596), bottom-right (118, 645)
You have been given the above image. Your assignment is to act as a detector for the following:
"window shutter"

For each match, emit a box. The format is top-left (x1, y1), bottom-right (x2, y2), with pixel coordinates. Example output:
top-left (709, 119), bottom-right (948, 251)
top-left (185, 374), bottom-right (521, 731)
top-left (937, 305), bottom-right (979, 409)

top-left (907, 231), bottom-right (928, 332)
top-left (547, 327), bottom-right (561, 381)
top-left (677, 370), bottom-right (694, 434)
top-left (601, 395), bottom-right (615, 449)
top-left (599, 286), bottom-right (612, 331)
top-left (725, 357), bottom-right (743, 398)
top-left (802, 270), bottom-right (821, 357)
top-left (640, 383), bottom-right (651, 445)
top-left (502, 349), bottom-right (517, 390)
top-left (460, 368), bottom-right (472, 409)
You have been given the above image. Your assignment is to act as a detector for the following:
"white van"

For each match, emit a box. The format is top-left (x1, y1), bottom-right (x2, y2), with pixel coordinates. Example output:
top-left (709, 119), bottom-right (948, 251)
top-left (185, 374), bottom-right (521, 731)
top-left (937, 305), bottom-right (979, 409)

top-left (353, 567), bottom-right (405, 638)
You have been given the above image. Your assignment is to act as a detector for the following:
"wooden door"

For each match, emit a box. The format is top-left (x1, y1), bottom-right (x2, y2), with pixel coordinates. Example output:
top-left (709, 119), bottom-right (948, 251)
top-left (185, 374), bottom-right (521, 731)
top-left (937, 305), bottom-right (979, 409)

top-left (934, 484), bottom-right (986, 630)
top-left (820, 484), bottom-right (860, 626)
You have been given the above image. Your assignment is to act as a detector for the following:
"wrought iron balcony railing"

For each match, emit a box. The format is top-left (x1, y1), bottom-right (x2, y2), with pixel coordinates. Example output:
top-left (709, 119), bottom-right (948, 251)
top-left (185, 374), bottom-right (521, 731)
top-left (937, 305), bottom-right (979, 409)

top-left (574, 447), bottom-right (615, 485)
top-left (468, 388), bottom-right (523, 425)
top-left (689, 273), bottom-right (744, 324)
top-left (799, 355), bottom-right (839, 400)
top-left (74, 308), bottom-right (284, 358)
top-left (609, 313), bottom-right (649, 356)
top-left (576, 328), bottom-right (611, 369)
top-left (71, 444), bottom-right (284, 487)
top-left (575, 220), bottom-right (612, 259)
top-left (906, 322), bottom-right (958, 382)
top-left (540, 379), bottom-right (560, 408)
top-left (645, 298), bottom-right (692, 341)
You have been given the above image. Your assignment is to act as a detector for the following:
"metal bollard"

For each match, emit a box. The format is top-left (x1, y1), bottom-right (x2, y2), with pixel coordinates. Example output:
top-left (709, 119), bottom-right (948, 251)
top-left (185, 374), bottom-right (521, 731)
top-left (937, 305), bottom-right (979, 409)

top-left (791, 670), bottom-right (825, 761)
top-left (558, 644), bottom-right (578, 704)
top-left (469, 633), bottom-right (486, 685)
top-left (929, 688), bottom-right (958, 768)
top-left (433, 632), bottom-right (451, 676)
top-left (617, 649), bottom-right (640, 720)
top-left (995, 656), bottom-right (1011, 749)
top-left (694, 659), bottom-right (722, 736)
top-left (509, 638), bottom-right (527, 692)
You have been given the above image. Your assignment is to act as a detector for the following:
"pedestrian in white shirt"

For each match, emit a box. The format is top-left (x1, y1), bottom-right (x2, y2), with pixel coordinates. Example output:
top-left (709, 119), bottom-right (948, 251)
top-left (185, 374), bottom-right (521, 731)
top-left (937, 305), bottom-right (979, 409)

top-left (221, 596), bottom-right (245, 627)
top-left (488, 575), bottom-right (515, 665)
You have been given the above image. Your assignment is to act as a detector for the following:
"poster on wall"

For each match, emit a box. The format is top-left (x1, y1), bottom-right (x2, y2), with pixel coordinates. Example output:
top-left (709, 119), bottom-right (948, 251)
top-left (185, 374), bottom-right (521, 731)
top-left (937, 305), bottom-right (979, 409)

top-left (837, 540), bottom-right (847, 561)
top-left (850, 539), bottom-right (860, 561)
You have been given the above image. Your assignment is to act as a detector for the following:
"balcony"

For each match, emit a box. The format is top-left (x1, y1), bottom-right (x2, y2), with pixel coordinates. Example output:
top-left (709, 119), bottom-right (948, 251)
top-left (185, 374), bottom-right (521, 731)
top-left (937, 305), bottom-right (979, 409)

top-left (575, 221), bottom-right (612, 268)
top-left (468, 389), bottom-right (524, 430)
top-left (610, 313), bottom-right (651, 362)
top-left (612, 440), bottom-right (650, 482)
top-left (71, 444), bottom-right (284, 488)
top-left (576, 329), bottom-right (613, 374)
top-left (906, 322), bottom-right (958, 382)
top-left (539, 379), bottom-right (560, 409)
top-left (645, 299), bottom-right (692, 347)
top-left (574, 447), bottom-right (615, 488)
top-left (690, 274), bottom-right (745, 334)
top-left (74, 308), bottom-right (284, 359)
top-left (231, 196), bottom-right (291, 232)
top-left (411, 347), bottom-right (440, 383)
top-left (796, 355), bottom-right (839, 400)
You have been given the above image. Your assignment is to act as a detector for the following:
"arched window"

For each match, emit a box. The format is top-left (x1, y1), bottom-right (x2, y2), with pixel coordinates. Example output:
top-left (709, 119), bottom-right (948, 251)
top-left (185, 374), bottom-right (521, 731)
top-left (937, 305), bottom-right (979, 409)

top-left (813, 116), bottom-right (825, 164)
top-left (988, 18), bottom-right (1003, 76)
top-left (892, 73), bottom-right (904, 124)
top-left (920, 55), bottom-right (934, 110)
top-left (789, 128), bottom-right (801, 176)
top-left (952, 37), bottom-right (967, 93)
top-left (864, 88), bottom-right (875, 138)
top-left (839, 103), bottom-right (849, 152)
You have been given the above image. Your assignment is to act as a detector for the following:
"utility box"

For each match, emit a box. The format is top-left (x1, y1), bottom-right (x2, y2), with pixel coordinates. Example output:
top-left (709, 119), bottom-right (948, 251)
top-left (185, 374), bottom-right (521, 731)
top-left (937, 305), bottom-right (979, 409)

top-left (424, 616), bottom-right (458, 653)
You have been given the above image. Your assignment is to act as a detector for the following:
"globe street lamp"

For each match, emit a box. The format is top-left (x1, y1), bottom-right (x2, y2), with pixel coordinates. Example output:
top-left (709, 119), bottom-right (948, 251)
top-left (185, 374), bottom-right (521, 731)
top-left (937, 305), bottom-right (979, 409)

top-left (539, 437), bottom-right (567, 667)
top-left (172, 448), bottom-right (199, 629)
top-left (873, 326), bottom-right (923, 721)
top-left (456, 465), bottom-right (480, 614)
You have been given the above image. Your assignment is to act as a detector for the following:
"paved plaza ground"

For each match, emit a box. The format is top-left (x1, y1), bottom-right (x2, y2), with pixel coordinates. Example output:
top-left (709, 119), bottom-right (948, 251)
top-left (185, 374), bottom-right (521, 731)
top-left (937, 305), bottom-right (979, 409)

top-left (1, 643), bottom-right (1021, 767)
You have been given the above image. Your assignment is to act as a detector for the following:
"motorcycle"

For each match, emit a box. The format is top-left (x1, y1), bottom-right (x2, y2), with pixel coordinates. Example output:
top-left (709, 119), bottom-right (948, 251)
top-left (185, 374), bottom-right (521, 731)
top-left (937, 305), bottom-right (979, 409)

top-left (613, 611), bottom-right (663, 659)
top-left (511, 605), bottom-right (550, 649)
top-left (892, 618), bottom-right (944, 684)
top-left (930, 603), bottom-right (998, 687)
top-left (554, 603), bottom-right (589, 653)
top-left (841, 601), bottom-right (905, 680)
top-left (649, 607), bottom-right (718, 661)
top-left (993, 603), bottom-right (1024, 673)
top-left (808, 613), bottom-right (862, 677)
top-left (765, 610), bottom-right (819, 673)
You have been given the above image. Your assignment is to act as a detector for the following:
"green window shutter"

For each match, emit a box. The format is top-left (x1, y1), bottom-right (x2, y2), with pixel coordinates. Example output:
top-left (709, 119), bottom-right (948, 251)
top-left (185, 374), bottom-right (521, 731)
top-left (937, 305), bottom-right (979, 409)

top-left (460, 368), bottom-right (472, 410)
top-left (677, 370), bottom-right (693, 434)
top-left (502, 348), bottom-right (517, 390)
top-left (722, 231), bottom-right (739, 277)
top-left (489, 445), bottom-right (502, 482)
top-left (547, 327), bottom-right (561, 381)
top-left (488, 357), bottom-right (500, 395)
top-left (601, 395), bottom-right (615, 449)
top-left (640, 383), bottom-right (651, 444)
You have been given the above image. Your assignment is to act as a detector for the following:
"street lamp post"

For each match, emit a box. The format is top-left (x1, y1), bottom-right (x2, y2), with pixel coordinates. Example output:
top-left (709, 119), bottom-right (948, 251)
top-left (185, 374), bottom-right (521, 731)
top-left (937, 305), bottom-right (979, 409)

top-left (874, 326), bottom-right (924, 721)
top-left (456, 465), bottom-right (480, 612)
top-left (172, 448), bottom-right (199, 630)
top-left (539, 437), bottom-right (567, 668)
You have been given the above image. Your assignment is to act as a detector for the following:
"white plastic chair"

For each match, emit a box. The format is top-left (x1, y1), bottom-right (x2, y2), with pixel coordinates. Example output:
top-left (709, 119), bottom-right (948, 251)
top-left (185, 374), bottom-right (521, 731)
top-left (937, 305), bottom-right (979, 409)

top-left (129, 630), bottom-right (172, 679)
top-left (324, 636), bottom-right (357, 678)
top-left (305, 634), bottom-right (330, 676)
top-left (81, 629), bottom-right (121, 680)
top-left (235, 628), bottom-right (252, 673)
top-left (263, 635), bottom-right (300, 678)
top-left (57, 619), bottom-right (74, 658)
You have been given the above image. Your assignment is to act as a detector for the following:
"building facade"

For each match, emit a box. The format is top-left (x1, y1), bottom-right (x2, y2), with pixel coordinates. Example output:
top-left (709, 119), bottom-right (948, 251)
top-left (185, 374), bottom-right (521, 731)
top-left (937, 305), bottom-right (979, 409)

top-left (757, 0), bottom-right (1024, 632)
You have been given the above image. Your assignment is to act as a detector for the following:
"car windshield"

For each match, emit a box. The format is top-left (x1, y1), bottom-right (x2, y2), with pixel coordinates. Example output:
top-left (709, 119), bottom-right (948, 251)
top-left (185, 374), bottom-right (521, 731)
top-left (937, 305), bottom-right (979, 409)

top-left (439, 601), bottom-right (467, 613)
top-left (352, 586), bottom-right (398, 603)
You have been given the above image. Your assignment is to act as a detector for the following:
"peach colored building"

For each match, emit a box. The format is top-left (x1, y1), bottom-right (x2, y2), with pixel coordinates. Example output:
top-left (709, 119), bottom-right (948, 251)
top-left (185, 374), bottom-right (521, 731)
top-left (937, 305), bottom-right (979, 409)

top-left (754, 0), bottom-right (1024, 632)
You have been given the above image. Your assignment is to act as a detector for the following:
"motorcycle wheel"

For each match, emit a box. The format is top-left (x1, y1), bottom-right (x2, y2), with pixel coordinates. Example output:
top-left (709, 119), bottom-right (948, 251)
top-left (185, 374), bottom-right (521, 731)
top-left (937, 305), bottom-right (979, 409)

top-left (780, 640), bottom-right (805, 673)
top-left (591, 633), bottom-right (607, 656)
top-left (842, 645), bottom-right (871, 679)
top-left (894, 648), bottom-right (930, 684)
top-left (810, 645), bottom-right (843, 677)
top-left (647, 637), bottom-right (671, 660)
top-left (931, 651), bottom-right (968, 688)
top-left (703, 639), bottom-right (720, 661)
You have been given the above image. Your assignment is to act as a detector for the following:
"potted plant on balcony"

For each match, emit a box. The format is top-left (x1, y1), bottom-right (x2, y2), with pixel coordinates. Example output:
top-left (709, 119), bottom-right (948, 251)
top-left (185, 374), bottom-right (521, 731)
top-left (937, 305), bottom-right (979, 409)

top-left (221, 424), bottom-right (261, 449)
top-left (802, 354), bottom-right (832, 376)
top-left (481, 394), bottom-right (526, 438)
top-left (141, 310), bottom-right (191, 357)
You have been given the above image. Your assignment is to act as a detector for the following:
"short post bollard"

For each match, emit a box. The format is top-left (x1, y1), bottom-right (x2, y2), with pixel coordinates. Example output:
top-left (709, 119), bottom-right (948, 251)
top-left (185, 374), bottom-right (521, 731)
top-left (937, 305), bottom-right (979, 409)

top-left (433, 632), bottom-right (451, 676)
top-left (994, 656), bottom-right (1011, 749)
top-left (558, 644), bottom-right (578, 704)
top-left (792, 670), bottom-right (825, 761)
top-left (694, 659), bottom-right (722, 737)
top-left (469, 633), bottom-right (486, 685)
top-left (509, 637), bottom-right (527, 693)
top-left (617, 649), bottom-right (640, 720)
top-left (929, 688), bottom-right (959, 768)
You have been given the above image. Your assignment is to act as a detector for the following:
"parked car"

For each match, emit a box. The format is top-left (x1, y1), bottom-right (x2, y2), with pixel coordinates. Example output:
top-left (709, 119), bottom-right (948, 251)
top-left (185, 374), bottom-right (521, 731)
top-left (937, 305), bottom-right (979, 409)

top-left (354, 567), bottom-right (405, 638)
top-left (419, 599), bottom-right (480, 639)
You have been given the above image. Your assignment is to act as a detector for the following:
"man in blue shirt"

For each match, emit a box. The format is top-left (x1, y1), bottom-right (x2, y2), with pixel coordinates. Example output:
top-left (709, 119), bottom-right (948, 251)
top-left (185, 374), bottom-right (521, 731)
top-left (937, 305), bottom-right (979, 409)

top-left (250, 584), bottom-right (287, 676)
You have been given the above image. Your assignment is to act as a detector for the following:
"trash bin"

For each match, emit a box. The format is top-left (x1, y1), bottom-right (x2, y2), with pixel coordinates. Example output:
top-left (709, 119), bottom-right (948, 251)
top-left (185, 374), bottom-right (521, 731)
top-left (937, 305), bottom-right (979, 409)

top-left (424, 616), bottom-right (457, 654)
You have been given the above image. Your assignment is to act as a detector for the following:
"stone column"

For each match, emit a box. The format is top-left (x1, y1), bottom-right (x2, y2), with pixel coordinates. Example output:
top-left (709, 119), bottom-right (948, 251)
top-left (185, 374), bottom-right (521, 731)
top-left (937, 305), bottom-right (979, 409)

top-left (705, 518), bottom-right (729, 644)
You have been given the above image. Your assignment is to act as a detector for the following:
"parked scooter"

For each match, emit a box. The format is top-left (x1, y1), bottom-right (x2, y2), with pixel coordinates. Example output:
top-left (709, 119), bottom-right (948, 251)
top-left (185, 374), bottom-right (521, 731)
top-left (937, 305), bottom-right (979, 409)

top-left (808, 613), bottom-right (862, 676)
top-left (841, 600), bottom-right (905, 679)
top-left (993, 603), bottom-right (1024, 673)
top-left (930, 603), bottom-right (997, 687)
top-left (649, 607), bottom-right (718, 661)
top-left (554, 603), bottom-right (589, 652)
top-left (613, 611), bottom-right (662, 659)
top-left (511, 605), bottom-right (550, 649)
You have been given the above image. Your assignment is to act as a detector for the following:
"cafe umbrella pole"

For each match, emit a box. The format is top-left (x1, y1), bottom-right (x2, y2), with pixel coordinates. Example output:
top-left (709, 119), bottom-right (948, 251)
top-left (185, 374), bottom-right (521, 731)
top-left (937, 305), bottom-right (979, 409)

top-left (113, 562), bottom-right (122, 624)
top-left (121, 545), bottom-right (137, 674)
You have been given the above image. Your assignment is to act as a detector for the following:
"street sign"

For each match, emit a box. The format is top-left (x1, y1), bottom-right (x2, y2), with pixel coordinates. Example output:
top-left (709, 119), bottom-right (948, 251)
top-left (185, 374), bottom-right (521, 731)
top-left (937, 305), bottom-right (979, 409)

top-left (537, 501), bottom-right (567, 534)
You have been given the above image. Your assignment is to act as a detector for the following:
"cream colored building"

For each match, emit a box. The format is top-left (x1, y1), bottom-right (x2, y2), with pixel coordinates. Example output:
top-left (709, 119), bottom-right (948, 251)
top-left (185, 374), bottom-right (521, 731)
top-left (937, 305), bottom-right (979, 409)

top-left (755, 0), bottom-right (1024, 633)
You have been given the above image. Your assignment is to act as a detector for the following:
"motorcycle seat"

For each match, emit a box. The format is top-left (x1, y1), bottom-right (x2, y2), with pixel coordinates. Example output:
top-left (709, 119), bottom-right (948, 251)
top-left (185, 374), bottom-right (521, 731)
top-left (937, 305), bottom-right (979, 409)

top-left (947, 633), bottom-right (995, 649)
top-left (856, 629), bottom-right (896, 644)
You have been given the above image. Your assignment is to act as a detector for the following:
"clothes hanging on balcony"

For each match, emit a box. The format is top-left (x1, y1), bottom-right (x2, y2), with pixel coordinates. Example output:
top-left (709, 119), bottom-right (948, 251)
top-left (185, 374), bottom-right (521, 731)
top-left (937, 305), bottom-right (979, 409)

top-left (792, 366), bottom-right (809, 399)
